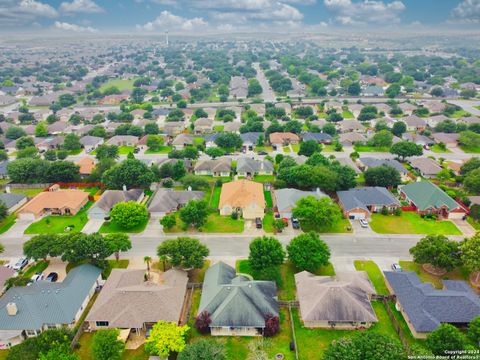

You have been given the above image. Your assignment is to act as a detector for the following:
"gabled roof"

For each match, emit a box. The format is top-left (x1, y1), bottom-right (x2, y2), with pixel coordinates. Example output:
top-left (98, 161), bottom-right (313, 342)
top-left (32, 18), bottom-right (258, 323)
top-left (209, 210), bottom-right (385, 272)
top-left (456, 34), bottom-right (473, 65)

top-left (384, 271), bottom-right (480, 333)
top-left (171, 133), bottom-right (194, 145)
top-left (148, 188), bottom-right (205, 213)
top-left (194, 157), bottom-right (231, 173)
top-left (399, 181), bottom-right (464, 212)
top-left (240, 132), bottom-right (263, 144)
top-left (403, 115), bottom-right (427, 127)
top-left (199, 262), bottom-right (278, 328)
top-left (219, 179), bottom-right (264, 210)
top-left (337, 187), bottom-right (400, 212)
top-left (269, 132), bottom-right (300, 144)
top-left (302, 132), bottom-right (333, 142)
top-left (236, 158), bottom-right (273, 174)
top-left (0, 265), bottom-right (101, 331)
top-left (359, 157), bottom-right (408, 174)
top-left (21, 189), bottom-right (89, 214)
top-left (89, 189), bottom-right (144, 214)
top-left (80, 136), bottom-right (103, 146)
top-left (274, 188), bottom-right (327, 214)
top-left (0, 193), bottom-right (27, 209)
top-left (409, 158), bottom-right (442, 175)
top-left (86, 269), bottom-right (188, 328)
top-left (295, 271), bottom-right (377, 323)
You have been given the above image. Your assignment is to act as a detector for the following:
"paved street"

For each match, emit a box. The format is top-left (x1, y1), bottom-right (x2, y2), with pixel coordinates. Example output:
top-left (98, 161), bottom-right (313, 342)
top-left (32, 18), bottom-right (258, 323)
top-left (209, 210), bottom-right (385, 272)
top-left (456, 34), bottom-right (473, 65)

top-left (252, 62), bottom-right (276, 102)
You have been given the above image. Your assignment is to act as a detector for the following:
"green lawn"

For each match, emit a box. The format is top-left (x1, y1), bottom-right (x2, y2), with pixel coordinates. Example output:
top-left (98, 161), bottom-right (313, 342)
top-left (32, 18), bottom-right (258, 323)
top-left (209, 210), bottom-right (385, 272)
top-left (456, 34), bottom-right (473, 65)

top-left (448, 109), bottom-right (469, 118)
top-left (118, 146), bottom-right (135, 155)
top-left (263, 211), bottom-right (274, 233)
top-left (291, 143), bottom-right (300, 153)
top-left (354, 260), bottom-right (389, 295)
top-left (22, 260), bottom-right (50, 278)
top-left (354, 145), bottom-right (390, 152)
top-left (253, 174), bottom-right (275, 183)
top-left (194, 137), bottom-right (205, 145)
top-left (213, 125), bottom-right (224, 132)
top-left (9, 187), bottom-right (45, 197)
top-left (0, 350), bottom-right (8, 360)
top-left (475, 105), bottom-right (480, 111)
top-left (255, 145), bottom-right (274, 153)
top-left (0, 213), bottom-right (16, 234)
top-left (369, 212), bottom-right (461, 235)
top-left (283, 146), bottom-right (291, 153)
top-left (76, 331), bottom-right (148, 360)
top-left (24, 201), bottom-right (93, 234)
top-left (322, 144), bottom-right (339, 152)
top-left (301, 217), bottom-right (352, 233)
top-left (98, 218), bottom-right (148, 233)
top-left (264, 190), bottom-right (273, 208)
top-left (144, 146), bottom-right (172, 154)
top-left (99, 78), bottom-right (138, 92)
top-left (210, 186), bottom-right (221, 209)
top-left (200, 213), bottom-right (244, 233)
top-left (342, 110), bottom-right (354, 118)
top-left (430, 144), bottom-right (451, 153)
top-left (460, 145), bottom-right (480, 153)
top-left (78, 186), bottom-right (100, 196)
top-left (467, 216), bottom-right (480, 230)
top-left (386, 301), bottom-right (427, 350)
top-left (399, 261), bottom-right (469, 289)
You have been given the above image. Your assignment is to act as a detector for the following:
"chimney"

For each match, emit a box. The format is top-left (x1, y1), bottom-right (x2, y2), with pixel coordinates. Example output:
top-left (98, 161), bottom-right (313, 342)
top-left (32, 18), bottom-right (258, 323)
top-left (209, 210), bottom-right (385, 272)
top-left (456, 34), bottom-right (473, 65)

top-left (6, 302), bottom-right (17, 316)
top-left (122, 184), bottom-right (127, 191)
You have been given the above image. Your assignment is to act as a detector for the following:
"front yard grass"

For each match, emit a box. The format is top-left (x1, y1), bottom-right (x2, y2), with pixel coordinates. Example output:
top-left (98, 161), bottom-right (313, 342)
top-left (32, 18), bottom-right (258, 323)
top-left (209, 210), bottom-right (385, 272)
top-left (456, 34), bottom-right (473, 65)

top-left (118, 146), bottom-right (135, 155)
top-left (24, 201), bottom-right (93, 234)
top-left (353, 145), bottom-right (390, 152)
top-left (200, 212), bottom-right (244, 233)
top-left (399, 260), bottom-right (469, 289)
top-left (342, 110), bottom-right (354, 118)
top-left (291, 143), bottom-right (300, 153)
top-left (283, 146), bottom-right (291, 153)
top-left (460, 145), bottom-right (480, 153)
top-left (0, 213), bottom-right (16, 234)
top-left (144, 146), bottom-right (172, 154)
top-left (301, 217), bottom-right (352, 233)
top-left (264, 190), bottom-right (273, 208)
top-left (467, 216), bottom-right (480, 230)
top-left (22, 260), bottom-right (50, 278)
top-left (369, 212), bottom-right (461, 235)
top-left (253, 174), bottom-right (275, 183)
top-left (99, 78), bottom-right (138, 91)
top-left (354, 260), bottom-right (389, 295)
top-left (430, 144), bottom-right (451, 153)
top-left (263, 212), bottom-right (274, 233)
top-left (98, 218), bottom-right (148, 233)
top-left (255, 145), bottom-right (274, 153)
top-left (322, 144), bottom-right (338, 152)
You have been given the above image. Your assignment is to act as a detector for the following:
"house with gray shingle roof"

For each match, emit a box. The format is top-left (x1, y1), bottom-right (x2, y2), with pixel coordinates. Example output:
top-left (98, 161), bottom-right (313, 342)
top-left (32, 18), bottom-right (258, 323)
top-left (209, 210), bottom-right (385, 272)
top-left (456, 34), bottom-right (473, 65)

top-left (384, 271), bottom-right (480, 338)
top-left (337, 187), bottom-right (400, 219)
top-left (274, 188), bottom-right (327, 218)
top-left (0, 264), bottom-right (101, 348)
top-left (194, 157), bottom-right (231, 177)
top-left (409, 158), bottom-right (442, 178)
top-left (295, 271), bottom-right (377, 329)
top-left (148, 188), bottom-right (205, 218)
top-left (399, 181), bottom-right (466, 219)
top-left (171, 133), bottom-right (193, 149)
top-left (358, 157), bottom-right (409, 181)
top-left (88, 189), bottom-right (144, 220)
top-left (0, 193), bottom-right (27, 213)
top-left (236, 158), bottom-right (273, 178)
top-left (80, 135), bottom-right (104, 152)
top-left (198, 262), bottom-right (278, 336)
top-left (301, 132), bottom-right (333, 144)
top-left (240, 132), bottom-right (263, 151)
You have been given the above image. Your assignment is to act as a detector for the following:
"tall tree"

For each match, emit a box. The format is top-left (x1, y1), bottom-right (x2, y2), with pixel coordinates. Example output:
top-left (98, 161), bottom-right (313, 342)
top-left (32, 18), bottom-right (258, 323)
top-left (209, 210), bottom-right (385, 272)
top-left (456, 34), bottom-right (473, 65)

top-left (287, 232), bottom-right (331, 272)
top-left (157, 237), bottom-right (209, 269)
top-left (409, 234), bottom-right (462, 272)
top-left (144, 321), bottom-right (189, 358)
top-left (248, 236), bottom-right (285, 272)
top-left (292, 196), bottom-right (342, 231)
top-left (179, 200), bottom-right (209, 229)
top-left (104, 233), bottom-right (132, 261)
top-left (110, 201), bottom-right (149, 230)
top-left (426, 324), bottom-right (466, 356)
top-left (91, 329), bottom-right (125, 360)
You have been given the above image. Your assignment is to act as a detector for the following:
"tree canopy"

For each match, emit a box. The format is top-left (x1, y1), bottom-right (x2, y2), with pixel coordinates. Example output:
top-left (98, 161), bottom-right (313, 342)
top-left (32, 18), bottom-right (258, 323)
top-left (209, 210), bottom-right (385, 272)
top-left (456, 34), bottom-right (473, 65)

top-left (157, 237), bottom-right (209, 269)
top-left (409, 234), bottom-right (462, 272)
top-left (287, 232), bottom-right (331, 272)
top-left (292, 196), bottom-right (342, 232)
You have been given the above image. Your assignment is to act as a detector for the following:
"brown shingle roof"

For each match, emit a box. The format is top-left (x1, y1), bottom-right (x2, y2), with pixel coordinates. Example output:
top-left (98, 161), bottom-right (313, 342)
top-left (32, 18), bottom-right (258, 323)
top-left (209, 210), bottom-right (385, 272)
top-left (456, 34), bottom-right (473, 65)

top-left (219, 179), bottom-right (264, 210)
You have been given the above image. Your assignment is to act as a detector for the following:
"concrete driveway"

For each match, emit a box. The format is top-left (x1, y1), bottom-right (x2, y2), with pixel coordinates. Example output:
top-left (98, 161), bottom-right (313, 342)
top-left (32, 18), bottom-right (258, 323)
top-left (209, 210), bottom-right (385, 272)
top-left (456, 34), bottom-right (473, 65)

top-left (451, 219), bottom-right (476, 237)
top-left (82, 219), bottom-right (104, 234)
top-left (43, 258), bottom-right (67, 282)
top-left (2, 219), bottom-right (33, 237)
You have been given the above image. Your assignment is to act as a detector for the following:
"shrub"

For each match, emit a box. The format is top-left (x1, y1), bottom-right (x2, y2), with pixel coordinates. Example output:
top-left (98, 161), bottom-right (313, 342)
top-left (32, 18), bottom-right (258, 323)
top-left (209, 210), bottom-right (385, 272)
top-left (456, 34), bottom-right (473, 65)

top-left (264, 314), bottom-right (280, 337)
top-left (194, 311), bottom-right (211, 334)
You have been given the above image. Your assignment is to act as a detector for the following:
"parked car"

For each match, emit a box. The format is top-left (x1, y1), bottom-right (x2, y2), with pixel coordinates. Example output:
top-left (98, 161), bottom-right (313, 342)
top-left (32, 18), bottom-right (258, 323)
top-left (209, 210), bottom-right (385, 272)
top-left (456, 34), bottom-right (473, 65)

top-left (12, 258), bottom-right (29, 271)
top-left (255, 217), bottom-right (262, 229)
top-left (291, 217), bottom-right (300, 229)
top-left (359, 219), bottom-right (368, 228)
top-left (45, 272), bottom-right (58, 282)
top-left (31, 272), bottom-right (44, 282)
top-left (133, 148), bottom-right (140, 154)
top-left (274, 213), bottom-right (281, 219)
top-left (391, 263), bottom-right (402, 272)
top-left (258, 151), bottom-right (268, 155)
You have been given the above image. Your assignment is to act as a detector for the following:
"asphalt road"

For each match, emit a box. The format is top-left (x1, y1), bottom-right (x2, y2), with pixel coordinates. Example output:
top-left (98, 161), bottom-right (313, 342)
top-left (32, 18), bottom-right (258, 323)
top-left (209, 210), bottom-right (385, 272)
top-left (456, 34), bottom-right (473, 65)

top-left (252, 62), bottom-right (276, 102)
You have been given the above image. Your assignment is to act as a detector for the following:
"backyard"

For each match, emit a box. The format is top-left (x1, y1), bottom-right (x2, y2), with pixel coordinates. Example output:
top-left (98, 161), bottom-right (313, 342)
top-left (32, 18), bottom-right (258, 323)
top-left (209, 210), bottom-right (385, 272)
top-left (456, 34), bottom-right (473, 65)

top-left (76, 332), bottom-right (148, 360)
top-left (369, 212), bottom-right (461, 235)
top-left (24, 201), bottom-right (94, 234)
top-left (9, 187), bottom-right (45, 197)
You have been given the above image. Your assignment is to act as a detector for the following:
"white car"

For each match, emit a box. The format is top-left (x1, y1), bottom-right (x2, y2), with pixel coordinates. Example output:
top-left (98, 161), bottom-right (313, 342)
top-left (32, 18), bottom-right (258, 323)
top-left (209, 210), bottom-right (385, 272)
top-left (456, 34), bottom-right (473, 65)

top-left (359, 219), bottom-right (368, 228)
top-left (12, 258), bottom-right (29, 271)
top-left (31, 272), bottom-right (44, 282)
top-left (391, 263), bottom-right (403, 272)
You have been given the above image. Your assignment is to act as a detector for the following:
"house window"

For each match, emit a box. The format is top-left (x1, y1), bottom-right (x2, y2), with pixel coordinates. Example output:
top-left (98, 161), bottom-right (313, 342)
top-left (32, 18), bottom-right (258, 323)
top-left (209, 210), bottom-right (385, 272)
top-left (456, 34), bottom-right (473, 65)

top-left (96, 321), bottom-right (109, 327)
top-left (46, 324), bottom-right (57, 329)
top-left (25, 330), bottom-right (37, 336)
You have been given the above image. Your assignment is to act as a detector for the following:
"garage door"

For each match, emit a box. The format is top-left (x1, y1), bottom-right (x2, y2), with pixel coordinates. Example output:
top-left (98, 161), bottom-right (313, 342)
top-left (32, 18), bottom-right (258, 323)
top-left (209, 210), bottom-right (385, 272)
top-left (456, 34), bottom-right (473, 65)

top-left (18, 213), bottom-right (35, 221)
top-left (349, 212), bottom-right (366, 220)
top-left (448, 212), bottom-right (465, 220)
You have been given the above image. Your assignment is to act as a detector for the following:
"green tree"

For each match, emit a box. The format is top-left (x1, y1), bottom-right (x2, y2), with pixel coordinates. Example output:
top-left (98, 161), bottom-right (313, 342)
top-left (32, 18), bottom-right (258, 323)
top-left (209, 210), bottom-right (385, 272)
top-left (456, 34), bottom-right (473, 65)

top-left (468, 316), bottom-right (480, 345)
top-left (16, 146), bottom-right (39, 159)
top-left (110, 201), bottom-right (148, 229)
top-left (386, 83), bottom-right (401, 98)
top-left (287, 232), bottom-right (330, 272)
top-left (409, 234), bottom-right (462, 272)
top-left (160, 214), bottom-right (176, 229)
top-left (146, 135), bottom-right (164, 151)
top-left (248, 236), bottom-right (285, 272)
top-left (247, 79), bottom-right (262, 97)
top-left (104, 233), bottom-right (132, 261)
top-left (464, 168), bottom-right (480, 194)
top-left (39, 344), bottom-right (79, 360)
top-left (6, 126), bottom-right (26, 139)
top-left (460, 233), bottom-right (480, 273)
top-left (47, 161), bottom-right (80, 182)
top-left (371, 130), bottom-right (393, 148)
top-left (6, 329), bottom-right (73, 360)
top-left (390, 141), bottom-right (423, 161)
top-left (63, 133), bottom-right (81, 151)
top-left (214, 133), bottom-right (243, 150)
top-left (102, 159), bottom-right (155, 189)
top-left (298, 140), bottom-right (321, 157)
top-left (95, 144), bottom-right (119, 160)
top-left (145, 321), bottom-right (189, 357)
top-left (205, 148), bottom-right (225, 159)
top-left (292, 196), bottom-right (342, 231)
top-left (35, 122), bottom-right (49, 137)
top-left (460, 157), bottom-right (480, 175)
top-left (15, 136), bottom-right (35, 150)
top-left (56, 150), bottom-right (68, 160)
top-left (157, 237), bottom-right (209, 269)
top-left (179, 200), bottom-right (209, 229)
top-left (91, 329), bottom-right (125, 360)
top-left (144, 122), bottom-right (159, 134)
top-left (426, 324), bottom-right (466, 356)
top-left (61, 233), bottom-right (114, 268)
top-left (459, 131), bottom-right (480, 148)
top-left (23, 234), bottom-right (65, 261)
top-left (364, 165), bottom-right (401, 187)
top-left (178, 339), bottom-right (225, 360)
top-left (44, 150), bottom-right (57, 161)
top-left (347, 82), bottom-right (361, 96)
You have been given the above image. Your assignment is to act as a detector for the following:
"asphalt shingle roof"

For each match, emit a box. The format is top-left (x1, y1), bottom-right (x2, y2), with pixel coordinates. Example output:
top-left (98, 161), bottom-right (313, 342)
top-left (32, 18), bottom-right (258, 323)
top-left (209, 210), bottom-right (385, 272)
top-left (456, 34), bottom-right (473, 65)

top-left (399, 181), bottom-right (462, 212)
top-left (337, 187), bottom-right (400, 212)
top-left (360, 157), bottom-right (408, 174)
top-left (0, 193), bottom-right (26, 210)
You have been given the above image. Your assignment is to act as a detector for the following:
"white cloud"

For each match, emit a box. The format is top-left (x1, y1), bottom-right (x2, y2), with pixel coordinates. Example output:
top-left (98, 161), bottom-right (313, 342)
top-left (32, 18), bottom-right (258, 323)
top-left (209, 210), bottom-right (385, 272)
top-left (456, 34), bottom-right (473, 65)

top-left (0, 0), bottom-right (57, 27)
top-left (137, 10), bottom-right (208, 31)
top-left (451, 0), bottom-right (480, 23)
top-left (19, 0), bottom-right (58, 17)
top-left (324, 0), bottom-right (406, 25)
top-left (54, 21), bottom-right (98, 32)
top-left (60, 0), bottom-right (105, 14)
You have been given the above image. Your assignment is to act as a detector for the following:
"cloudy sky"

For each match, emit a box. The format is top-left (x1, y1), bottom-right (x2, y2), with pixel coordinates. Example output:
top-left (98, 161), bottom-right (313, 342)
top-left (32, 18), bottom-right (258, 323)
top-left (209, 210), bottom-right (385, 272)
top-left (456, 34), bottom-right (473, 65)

top-left (0, 0), bottom-right (479, 33)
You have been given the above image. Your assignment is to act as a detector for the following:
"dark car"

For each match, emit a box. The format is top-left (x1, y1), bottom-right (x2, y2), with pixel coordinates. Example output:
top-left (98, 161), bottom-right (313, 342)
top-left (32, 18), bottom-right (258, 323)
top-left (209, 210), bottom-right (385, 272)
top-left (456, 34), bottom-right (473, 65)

top-left (45, 272), bottom-right (58, 282)
top-left (133, 148), bottom-right (140, 154)
top-left (255, 217), bottom-right (262, 229)
top-left (258, 151), bottom-right (268, 155)
top-left (291, 217), bottom-right (300, 229)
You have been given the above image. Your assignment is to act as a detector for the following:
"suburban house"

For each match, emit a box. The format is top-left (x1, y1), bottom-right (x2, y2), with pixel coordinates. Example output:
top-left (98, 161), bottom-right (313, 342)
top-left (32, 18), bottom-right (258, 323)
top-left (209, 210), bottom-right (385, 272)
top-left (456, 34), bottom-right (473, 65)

top-left (431, 132), bottom-right (459, 148)
top-left (426, 114), bottom-right (449, 128)
top-left (88, 189), bottom-right (144, 220)
top-left (236, 158), bottom-right (273, 178)
top-left (229, 76), bottom-right (248, 99)
top-left (163, 122), bottom-right (185, 136)
top-left (0, 264), bottom-right (101, 349)
top-left (193, 118), bottom-right (213, 134)
top-left (107, 135), bottom-right (139, 147)
top-left (148, 188), bottom-right (205, 218)
top-left (358, 157), bottom-right (409, 182)
top-left (18, 188), bottom-right (89, 220)
top-left (269, 132), bottom-right (300, 146)
top-left (274, 188), bottom-right (327, 218)
top-left (240, 132), bottom-right (263, 151)
top-left (79, 135), bottom-right (103, 152)
top-left (204, 133), bottom-right (222, 148)
top-left (198, 262), bottom-right (278, 336)
top-left (86, 269), bottom-right (188, 332)
top-left (76, 157), bottom-right (95, 177)
top-left (399, 181), bottom-right (467, 219)
top-left (194, 158), bottom-right (232, 177)
top-left (402, 133), bottom-right (434, 146)
top-left (337, 120), bottom-right (365, 133)
top-left (301, 132), bottom-right (333, 144)
top-left (398, 102), bottom-right (417, 115)
top-left (403, 115), bottom-right (427, 131)
top-left (338, 133), bottom-right (367, 147)
top-left (223, 122), bottom-right (242, 133)
top-left (362, 85), bottom-right (384, 97)
top-left (47, 121), bottom-right (69, 135)
top-left (458, 116), bottom-right (480, 126)
top-left (171, 133), bottom-right (194, 150)
top-left (0, 193), bottom-right (27, 213)
top-left (295, 271), bottom-right (377, 329)
top-left (219, 179), bottom-right (265, 219)
top-left (337, 187), bottom-right (400, 219)
top-left (422, 101), bottom-right (445, 114)
top-left (384, 271), bottom-right (480, 339)
top-left (409, 158), bottom-right (442, 178)
top-left (0, 161), bottom-right (8, 179)
top-left (250, 103), bottom-right (266, 117)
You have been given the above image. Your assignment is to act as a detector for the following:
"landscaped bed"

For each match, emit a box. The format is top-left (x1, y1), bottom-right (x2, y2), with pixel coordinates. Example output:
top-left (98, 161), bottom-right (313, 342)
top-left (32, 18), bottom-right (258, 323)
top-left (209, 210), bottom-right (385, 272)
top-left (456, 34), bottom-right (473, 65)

top-left (369, 212), bottom-right (461, 235)
top-left (398, 260), bottom-right (469, 289)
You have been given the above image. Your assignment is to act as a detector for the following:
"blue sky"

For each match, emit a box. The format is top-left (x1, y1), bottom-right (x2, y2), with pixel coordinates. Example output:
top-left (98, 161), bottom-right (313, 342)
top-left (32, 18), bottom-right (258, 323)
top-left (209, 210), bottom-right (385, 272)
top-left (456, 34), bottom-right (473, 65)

top-left (0, 0), bottom-right (478, 33)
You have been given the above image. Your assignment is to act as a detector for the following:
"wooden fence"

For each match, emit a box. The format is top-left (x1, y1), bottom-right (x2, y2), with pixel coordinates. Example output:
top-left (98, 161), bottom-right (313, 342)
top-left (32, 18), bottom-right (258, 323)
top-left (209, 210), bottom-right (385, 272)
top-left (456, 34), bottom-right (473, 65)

top-left (382, 299), bottom-right (411, 355)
